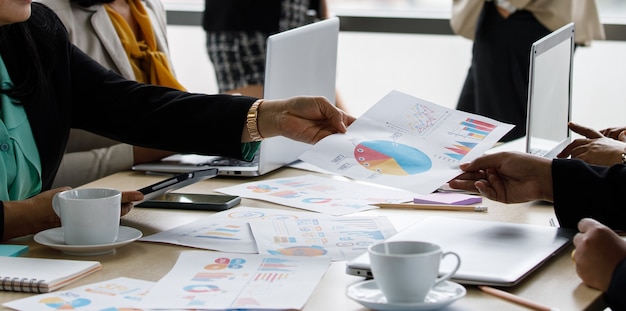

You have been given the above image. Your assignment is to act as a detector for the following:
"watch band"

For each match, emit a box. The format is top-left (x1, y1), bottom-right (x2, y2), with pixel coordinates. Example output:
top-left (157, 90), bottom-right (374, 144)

top-left (246, 99), bottom-right (264, 142)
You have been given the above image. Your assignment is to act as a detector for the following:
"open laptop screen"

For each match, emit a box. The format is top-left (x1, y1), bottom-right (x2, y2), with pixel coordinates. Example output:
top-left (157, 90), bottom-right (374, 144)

top-left (526, 23), bottom-right (574, 158)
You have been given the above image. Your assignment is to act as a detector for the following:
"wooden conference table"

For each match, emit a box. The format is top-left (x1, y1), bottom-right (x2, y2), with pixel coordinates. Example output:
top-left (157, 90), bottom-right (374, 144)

top-left (0, 167), bottom-right (609, 310)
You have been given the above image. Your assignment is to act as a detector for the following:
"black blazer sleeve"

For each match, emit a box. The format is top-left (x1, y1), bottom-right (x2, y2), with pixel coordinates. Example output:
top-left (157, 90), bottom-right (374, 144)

top-left (605, 258), bottom-right (626, 310)
top-left (552, 159), bottom-right (626, 230)
top-left (15, 3), bottom-right (256, 190)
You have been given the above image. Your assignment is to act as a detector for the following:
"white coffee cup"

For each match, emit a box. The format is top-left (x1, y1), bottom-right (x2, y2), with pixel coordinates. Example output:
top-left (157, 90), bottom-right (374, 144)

top-left (52, 188), bottom-right (121, 245)
top-left (368, 240), bottom-right (461, 303)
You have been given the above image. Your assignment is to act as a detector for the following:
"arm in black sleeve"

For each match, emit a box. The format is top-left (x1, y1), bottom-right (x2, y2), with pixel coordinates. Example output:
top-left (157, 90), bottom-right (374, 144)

top-left (605, 258), bottom-right (626, 310)
top-left (552, 159), bottom-right (626, 230)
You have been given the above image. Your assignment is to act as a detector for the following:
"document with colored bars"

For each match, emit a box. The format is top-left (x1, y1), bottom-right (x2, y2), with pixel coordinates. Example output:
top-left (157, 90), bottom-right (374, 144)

top-left (299, 90), bottom-right (514, 195)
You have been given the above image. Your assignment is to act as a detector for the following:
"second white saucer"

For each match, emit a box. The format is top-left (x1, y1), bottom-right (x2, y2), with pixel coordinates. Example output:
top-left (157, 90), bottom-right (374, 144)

top-left (34, 226), bottom-right (142, 256)
top-left (346, 279), bottom-right (466, 311)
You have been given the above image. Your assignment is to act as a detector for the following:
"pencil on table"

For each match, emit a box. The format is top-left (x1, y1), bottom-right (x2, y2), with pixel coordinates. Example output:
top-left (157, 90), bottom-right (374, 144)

top-left (371, 203), bottom-right (488, 212)
top-left (479, 285), bottom-right (559, 311)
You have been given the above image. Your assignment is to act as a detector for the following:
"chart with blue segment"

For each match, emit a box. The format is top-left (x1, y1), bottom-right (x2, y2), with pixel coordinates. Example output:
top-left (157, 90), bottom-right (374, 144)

top-left (354, 140), bottom-right (432, 175)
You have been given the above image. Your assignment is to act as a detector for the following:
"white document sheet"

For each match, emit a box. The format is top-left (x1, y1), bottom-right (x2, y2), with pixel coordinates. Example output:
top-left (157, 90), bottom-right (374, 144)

top-left (299, 90), bottom-right (514, 194)
top-left (250, 215), bottom-right (396, 261)
top-left (4, 277), bottom-right (154, 310)
top-left (138, 251), bottom-right (330, 310)
top-left (215, 174), bottom-right (415, 215)
top-left (140, 206), bottom-right (332, 253)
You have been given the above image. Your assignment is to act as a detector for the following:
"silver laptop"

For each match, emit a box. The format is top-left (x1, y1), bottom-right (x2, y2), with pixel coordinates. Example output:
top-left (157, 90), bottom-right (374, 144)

top-left (486, 23), bottom-right (575, 157)
top-left (132, 17), bottom-right (340, 176)
top-left (345, 216), bottom-right (575, 286)
top-left (526, 22), bottom-right (575, 158)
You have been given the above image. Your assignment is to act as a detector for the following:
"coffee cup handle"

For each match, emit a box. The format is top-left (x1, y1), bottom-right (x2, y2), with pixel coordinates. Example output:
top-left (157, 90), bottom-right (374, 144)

top-left (435, 251), bottom-right (461, 286)
top-left (52, 193), bottom-right (62, 216)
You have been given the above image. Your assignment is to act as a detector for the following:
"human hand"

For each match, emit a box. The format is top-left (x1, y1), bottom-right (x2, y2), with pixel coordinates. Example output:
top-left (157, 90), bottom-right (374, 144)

top-left (121, 191), bottom-right (143, 216)
top-left (600, 126), bottom-right (626, 141)
top-left (1, 187), bottom-right (69, 241)
top-left (573, 218), bottom-right (626, 292)
top-left (257, 96), bottom-right (356, 144)
top-left (448, 151), bottom-right (553, 203)
top-left (557, 122), bottom-right (626, 165)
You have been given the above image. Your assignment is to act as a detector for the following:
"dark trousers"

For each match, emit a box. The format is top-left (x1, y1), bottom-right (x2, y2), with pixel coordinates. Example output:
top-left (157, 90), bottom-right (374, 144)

top-left (456, 2), bottom-right (550, 142)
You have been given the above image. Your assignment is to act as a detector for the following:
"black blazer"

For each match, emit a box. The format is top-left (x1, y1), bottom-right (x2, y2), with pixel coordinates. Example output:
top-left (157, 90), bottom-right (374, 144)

top-left (1, 3), bottom-right (256, 191)
top-left (552, 158), bottom-right (626, 230)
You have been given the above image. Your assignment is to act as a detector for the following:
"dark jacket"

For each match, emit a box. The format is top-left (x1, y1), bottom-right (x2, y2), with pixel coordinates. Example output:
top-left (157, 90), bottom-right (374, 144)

top-left (552, 159), bottom-right (626, 230)
top-left (1, 3), bottom-right (256, 191)
top-left (552, 158), bottom-right (626, 309)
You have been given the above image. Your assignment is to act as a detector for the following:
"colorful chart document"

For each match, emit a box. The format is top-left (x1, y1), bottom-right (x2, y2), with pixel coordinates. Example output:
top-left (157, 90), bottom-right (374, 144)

top-left (140, 206), bottom-right (397, 258)
top-left (4, 277), bottom-right (154, 310)
top-left (250, 215), bottom-right (396, 261)
top-left (140, 206), bottom-right (331, 253)
top-left (138, 251), bottom-right (330, 310)
top-left (215, 174), bottom-right (415, 215)
top-left (299, 90), bottom-right (514, 194)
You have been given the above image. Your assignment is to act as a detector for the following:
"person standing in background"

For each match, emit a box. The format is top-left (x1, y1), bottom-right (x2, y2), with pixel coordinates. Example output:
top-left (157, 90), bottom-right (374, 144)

top-left (202, 0), bottom-right (347, 111)
top-left (451, 0), bottom-right (605, 142)
top-left (38, 0), bottom-right (184, 188)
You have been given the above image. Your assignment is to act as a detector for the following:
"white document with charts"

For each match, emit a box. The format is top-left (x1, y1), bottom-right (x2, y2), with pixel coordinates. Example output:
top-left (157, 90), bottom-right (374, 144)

top-left (299, 90), bottom-right (514, 194)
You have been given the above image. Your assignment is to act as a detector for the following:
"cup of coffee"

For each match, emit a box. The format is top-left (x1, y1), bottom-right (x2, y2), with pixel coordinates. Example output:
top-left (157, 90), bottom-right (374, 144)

top-left (52, 188), bottom-right (121, 245)
top-left (368, 240), bottom-right (461, 303)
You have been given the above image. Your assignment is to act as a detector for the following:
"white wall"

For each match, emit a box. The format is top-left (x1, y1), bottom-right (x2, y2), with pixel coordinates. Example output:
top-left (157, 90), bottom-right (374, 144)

top-left (167, 25), bottom-right (626, 133)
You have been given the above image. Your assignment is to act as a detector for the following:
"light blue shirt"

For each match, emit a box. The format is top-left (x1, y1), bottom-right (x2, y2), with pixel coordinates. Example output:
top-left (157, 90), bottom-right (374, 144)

top-left (0, 55), bottom-right (42, 200)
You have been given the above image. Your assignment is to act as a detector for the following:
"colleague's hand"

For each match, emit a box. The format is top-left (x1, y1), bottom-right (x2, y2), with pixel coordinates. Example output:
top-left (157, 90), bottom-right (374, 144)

top-left (557, 122), bottom-right (626, 165)
top-left (256, 96), bottom-right (356, 144)
top-left (448, 151), bottom-right (553, 203)
top-left (1, 187), bottom-right (69, 241)
top-left (573, 218), bottom-right (626, 292)
top-left (121, 191), bottom-right (143, 216)
top-left (600, 126), bottom-right (626, 141)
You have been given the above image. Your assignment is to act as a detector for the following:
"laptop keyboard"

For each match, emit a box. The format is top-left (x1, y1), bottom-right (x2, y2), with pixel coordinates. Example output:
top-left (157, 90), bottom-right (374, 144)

top-left (529, 148), bottom-right (548, 157)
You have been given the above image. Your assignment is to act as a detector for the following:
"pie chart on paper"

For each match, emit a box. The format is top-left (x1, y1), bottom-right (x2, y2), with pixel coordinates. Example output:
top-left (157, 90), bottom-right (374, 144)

top-left (354, 140), bottom-right (432, 175)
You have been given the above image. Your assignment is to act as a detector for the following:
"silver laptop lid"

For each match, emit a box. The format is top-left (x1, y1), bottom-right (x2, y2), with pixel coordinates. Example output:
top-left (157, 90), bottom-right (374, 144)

top-left (258, 17), bottom-right (340, 175)
top-left (131, 18), bottom-right (339, 177)
top-left (525, 22), bottom-right (575, 158)
top-left (345, 216), bottom-right (575, 286)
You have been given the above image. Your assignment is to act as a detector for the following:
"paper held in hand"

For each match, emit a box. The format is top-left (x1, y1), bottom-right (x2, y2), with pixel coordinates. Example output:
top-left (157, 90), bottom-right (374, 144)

top-left (299, 90), bottom-right (514, 194)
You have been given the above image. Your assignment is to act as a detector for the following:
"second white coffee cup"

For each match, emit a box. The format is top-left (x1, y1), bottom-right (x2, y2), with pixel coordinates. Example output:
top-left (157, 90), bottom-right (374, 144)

top-left (368, 240), bottom-right (461, 303)
top-left (52, 188), bottom-right (121, 245)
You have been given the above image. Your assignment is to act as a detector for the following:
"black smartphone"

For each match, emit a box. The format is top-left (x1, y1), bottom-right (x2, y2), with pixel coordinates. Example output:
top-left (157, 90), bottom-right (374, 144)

top-left (136, 168), bottom-right (219, 204)
top-left (136, 193), bottom-right (241, 211)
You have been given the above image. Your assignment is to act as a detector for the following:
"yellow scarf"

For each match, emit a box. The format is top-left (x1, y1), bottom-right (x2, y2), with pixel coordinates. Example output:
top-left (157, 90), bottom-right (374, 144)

top-left (105, 0), bottom-right (186, 91)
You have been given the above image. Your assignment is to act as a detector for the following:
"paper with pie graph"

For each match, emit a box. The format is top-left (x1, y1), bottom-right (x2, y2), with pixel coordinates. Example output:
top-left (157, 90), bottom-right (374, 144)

top-left (299, 90), bottom-right (514, 194)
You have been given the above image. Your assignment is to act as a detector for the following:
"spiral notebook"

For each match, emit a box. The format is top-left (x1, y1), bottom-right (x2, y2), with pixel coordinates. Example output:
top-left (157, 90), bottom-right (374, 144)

top-left (0, 256), bottom-right (101, 293)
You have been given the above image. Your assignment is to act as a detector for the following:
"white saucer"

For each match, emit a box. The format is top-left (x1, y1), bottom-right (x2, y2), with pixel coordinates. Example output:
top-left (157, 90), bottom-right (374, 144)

top-left (34, 226), bottom-right (142, 256)
top-left (346, 280), bottom-right (466, 311)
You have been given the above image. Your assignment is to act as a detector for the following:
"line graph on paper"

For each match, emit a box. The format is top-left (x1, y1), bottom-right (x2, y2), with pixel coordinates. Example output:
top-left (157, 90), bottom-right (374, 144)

top-left (385, 101), bottom-right (450, 136)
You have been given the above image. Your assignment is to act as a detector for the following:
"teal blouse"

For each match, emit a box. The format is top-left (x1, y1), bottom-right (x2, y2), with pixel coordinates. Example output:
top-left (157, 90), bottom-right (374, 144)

top-left (0, 55), bottom-right (42, 201)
